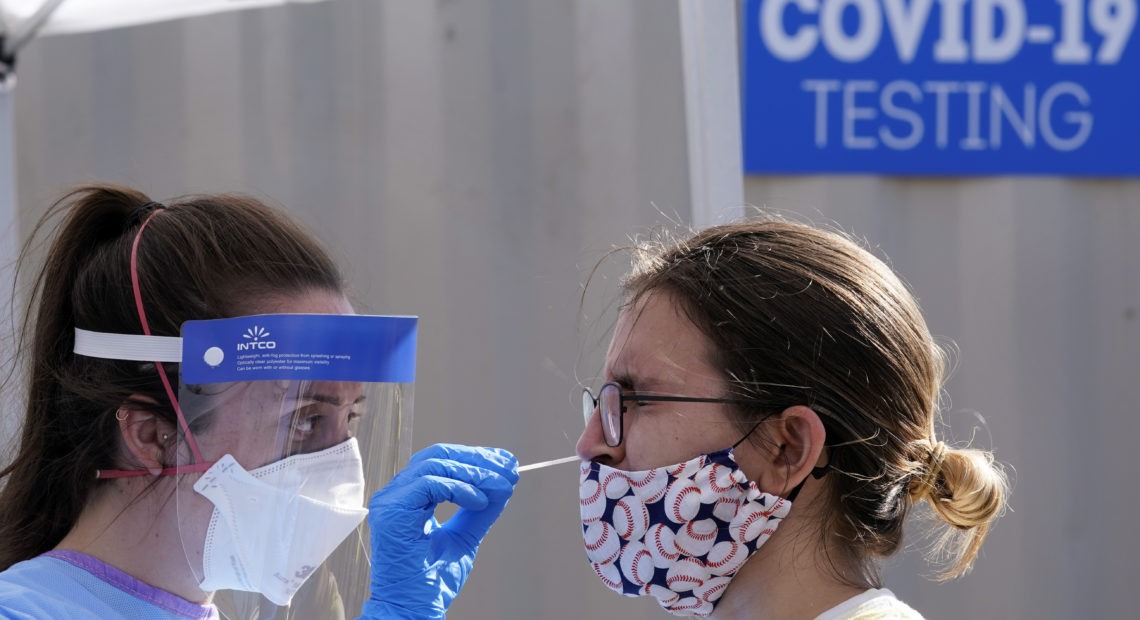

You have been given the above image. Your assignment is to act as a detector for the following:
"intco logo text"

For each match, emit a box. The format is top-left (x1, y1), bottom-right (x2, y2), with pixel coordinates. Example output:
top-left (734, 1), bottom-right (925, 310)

top-left (237, 326), bottom-right (277, 351)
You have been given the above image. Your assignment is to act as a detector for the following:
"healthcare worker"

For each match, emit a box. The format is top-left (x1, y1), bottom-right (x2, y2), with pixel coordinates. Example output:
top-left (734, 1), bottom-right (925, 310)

top-left (0, 184), bottom-right (514, 619)
top-left (576, 219), bottom-right (1009, 618)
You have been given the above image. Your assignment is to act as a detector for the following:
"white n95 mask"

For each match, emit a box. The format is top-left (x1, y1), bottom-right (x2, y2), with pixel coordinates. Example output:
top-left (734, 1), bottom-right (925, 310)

top-left (579, 448), bottom-right (792, 617)
top-left (194, 438), bottom-right (370, 606)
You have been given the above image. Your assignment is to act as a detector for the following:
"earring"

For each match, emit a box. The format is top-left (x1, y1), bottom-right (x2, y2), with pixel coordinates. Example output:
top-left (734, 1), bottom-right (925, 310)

top-left (115, 410), bottom-right (129, 421)
top-left (161, 433), bottom-right (171, 441)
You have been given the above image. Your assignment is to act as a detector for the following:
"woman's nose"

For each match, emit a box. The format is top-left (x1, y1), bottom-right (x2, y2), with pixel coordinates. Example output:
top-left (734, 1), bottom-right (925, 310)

top-left (576, 407), bottom-right (623, 466)
top-left (309, 411), bottom-right (353, 454)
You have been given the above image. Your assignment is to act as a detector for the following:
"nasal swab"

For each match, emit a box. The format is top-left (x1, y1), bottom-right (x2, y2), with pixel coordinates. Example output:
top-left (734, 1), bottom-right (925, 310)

top-left (518, 455), bottom-right (580, 472)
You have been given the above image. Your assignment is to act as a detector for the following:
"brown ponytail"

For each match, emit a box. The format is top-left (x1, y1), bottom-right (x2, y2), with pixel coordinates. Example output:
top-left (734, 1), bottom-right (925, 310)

top-left (0, 183), bottom-right (342, 570)
top-left (910, 439), bottom-right (1009, 580)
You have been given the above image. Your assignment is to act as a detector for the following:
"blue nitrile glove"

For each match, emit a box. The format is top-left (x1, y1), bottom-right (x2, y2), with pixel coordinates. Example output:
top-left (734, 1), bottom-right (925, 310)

top-left (358, 444), bottom-right (519, 620)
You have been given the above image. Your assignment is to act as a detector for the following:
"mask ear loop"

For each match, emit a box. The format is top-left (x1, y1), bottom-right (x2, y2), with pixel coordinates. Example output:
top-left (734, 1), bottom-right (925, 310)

top-left (730, 415), bottom-right (828, 503)
top-left (96, 209), bottom-right (213, 479)
top-left (784, 463), bottom-right (829, 503)
top-left (731, 419), bottom-right (766, 450)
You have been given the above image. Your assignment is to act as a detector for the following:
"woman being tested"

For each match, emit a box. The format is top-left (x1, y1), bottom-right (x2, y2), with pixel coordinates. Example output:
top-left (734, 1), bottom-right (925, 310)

top-left (0, 184), bottom-right (513, 619)
top-left (576, 220), bottom-right (1008, 618)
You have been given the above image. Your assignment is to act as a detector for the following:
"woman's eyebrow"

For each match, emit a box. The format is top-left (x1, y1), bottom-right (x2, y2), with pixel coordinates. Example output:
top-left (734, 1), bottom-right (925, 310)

top-left (608, 369), bottom-right (667, 393)
top-left (298, 393), bottom-right (368, 406)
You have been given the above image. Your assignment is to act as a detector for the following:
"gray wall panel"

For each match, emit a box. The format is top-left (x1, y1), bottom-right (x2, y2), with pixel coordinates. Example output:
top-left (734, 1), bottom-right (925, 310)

top-left (746, 176), bottom-right (1140, 619)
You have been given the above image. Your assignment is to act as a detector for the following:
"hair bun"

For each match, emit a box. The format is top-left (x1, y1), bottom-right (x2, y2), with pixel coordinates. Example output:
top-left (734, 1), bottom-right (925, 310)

top-left (910, 440), bottom-right (947, 501)
top-left (919, 442), bottom-right (1009, 580)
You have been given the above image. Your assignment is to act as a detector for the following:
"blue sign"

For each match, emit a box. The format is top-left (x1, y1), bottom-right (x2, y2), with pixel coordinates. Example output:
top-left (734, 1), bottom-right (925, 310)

top-left (181, 314), bottom-right (418, 384)
top-left (741, 0), bottom-right (1140, 175)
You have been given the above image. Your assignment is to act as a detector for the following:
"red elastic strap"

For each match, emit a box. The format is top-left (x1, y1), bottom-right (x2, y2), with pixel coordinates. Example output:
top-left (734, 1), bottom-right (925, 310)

top-left (128, 210), bottom-right (209, 470)
top-left (95, 461), bottom-right (214, 480)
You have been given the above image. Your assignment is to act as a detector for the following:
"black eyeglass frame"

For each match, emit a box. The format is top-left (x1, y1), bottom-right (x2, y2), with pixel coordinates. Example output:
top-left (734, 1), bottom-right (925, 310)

top-left (582, 381), bottom-right (763, 448)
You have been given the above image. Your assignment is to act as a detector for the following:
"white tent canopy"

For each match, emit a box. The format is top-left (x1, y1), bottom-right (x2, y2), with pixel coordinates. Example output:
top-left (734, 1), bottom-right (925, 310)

top-left (1, 0), bottom-right (331, 37)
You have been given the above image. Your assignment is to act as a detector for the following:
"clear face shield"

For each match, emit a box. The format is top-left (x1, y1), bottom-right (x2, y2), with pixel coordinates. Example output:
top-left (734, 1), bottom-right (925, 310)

top-left (77, 314), bottom-right (416, 619)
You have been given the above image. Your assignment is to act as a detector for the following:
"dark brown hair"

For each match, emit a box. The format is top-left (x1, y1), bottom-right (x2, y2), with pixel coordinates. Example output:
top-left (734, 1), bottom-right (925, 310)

top-left (0, 183), bottom-right (342, 570)
top-left (620, 218), bottom-right (1007, 584)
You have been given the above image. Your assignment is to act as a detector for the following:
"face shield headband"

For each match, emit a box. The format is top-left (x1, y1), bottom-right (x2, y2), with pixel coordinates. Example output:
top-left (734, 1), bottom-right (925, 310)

top-left (74, 311), bottom-right (419, 480)
top-left (73, 210), bottom-right (419, 480)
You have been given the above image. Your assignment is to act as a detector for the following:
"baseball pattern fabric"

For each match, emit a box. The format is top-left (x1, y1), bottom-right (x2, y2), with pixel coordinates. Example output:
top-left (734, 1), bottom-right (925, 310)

top-left (579, 449), bottom-right (792, 617)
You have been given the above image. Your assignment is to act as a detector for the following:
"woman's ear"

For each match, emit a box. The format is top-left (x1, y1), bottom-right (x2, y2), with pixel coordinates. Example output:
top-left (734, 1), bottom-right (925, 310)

top-left (115, 398), bottom-right (176, 476)
top-left (750, 405), bottom-right (827, 498)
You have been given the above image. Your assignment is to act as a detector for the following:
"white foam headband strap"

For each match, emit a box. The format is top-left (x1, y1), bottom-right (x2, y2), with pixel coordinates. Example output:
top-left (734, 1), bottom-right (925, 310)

top-left (74, 328), bottom-right (182, 363)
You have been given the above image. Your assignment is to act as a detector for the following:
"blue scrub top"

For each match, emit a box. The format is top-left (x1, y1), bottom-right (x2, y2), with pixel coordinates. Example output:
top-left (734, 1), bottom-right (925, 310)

top-left (0, 550), bottom-right (218, 620)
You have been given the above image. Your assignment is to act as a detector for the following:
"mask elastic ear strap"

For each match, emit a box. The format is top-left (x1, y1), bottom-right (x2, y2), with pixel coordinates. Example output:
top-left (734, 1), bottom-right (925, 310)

top-left (732, 414), bottom-right (829, 503)
top-left (130, 210), bottom-right (206, 466)
top-left (785, 464), bottom-right (830, 503)
top-left (732, 419), bottom-right (765, 449)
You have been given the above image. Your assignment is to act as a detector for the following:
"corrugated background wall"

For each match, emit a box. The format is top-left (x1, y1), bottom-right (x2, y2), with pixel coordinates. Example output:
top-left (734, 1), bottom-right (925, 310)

top-left (745, 176), bottom-right (1140, 618)
top-left (5, 1), bottom-right (1139, 618)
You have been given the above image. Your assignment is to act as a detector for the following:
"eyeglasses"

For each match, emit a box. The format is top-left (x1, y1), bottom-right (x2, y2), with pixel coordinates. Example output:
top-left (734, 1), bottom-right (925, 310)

top-left (582, 382), bottom-right (760, 448)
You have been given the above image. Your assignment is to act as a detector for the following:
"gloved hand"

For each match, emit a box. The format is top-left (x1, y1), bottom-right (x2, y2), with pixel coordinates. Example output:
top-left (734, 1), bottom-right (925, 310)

top-left (358, 444), bottom-right (519, 620)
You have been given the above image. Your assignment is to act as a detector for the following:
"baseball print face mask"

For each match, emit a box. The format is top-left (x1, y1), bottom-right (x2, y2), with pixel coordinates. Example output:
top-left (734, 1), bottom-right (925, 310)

top-left (578, 448), bottom-right (791, 617)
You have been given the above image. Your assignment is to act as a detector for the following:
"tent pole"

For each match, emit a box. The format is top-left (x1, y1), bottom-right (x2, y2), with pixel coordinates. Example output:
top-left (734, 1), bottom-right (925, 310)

top-left (678, 0), bottom-right (744, 228)
top-left (1, 0), bottom-right (68, 58)
top-left (0, 81), bottom-right (20, 451)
